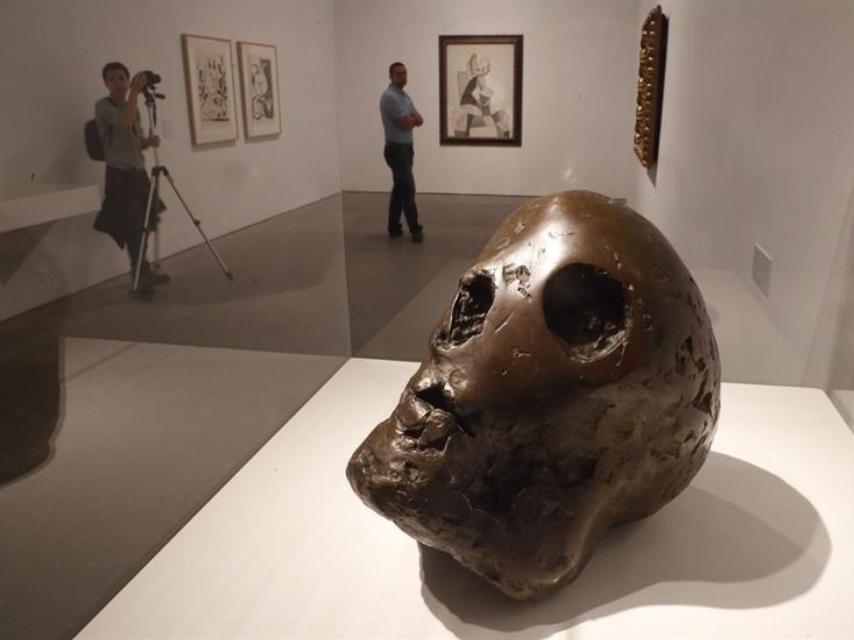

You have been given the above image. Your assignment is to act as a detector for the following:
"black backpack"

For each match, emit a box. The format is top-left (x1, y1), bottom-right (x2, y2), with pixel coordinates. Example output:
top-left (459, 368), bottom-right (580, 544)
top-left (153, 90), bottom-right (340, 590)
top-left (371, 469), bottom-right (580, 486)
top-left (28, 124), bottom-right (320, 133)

top-left (84, 119), bottom-right (104, 161)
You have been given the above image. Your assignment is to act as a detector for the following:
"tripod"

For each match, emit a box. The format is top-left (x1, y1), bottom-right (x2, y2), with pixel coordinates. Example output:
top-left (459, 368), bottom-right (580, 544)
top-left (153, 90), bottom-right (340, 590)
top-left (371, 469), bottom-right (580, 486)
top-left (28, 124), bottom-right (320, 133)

top-left (133, 86), bottom-right (233, 293)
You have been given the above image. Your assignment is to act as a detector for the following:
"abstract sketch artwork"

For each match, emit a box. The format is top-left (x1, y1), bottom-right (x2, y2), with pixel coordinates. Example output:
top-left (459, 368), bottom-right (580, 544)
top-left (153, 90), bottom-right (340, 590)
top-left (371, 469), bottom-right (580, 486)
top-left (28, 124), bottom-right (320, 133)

top-left (238, 42), bottom-right (282, 138)
top-left (197, 53), bottom-right (230, 122)
top-left (181, 34), bottom-right (238, 145)
top-left (250, 58), bottom-right (273, 119)
top-left (440, 35), bottom-right (523, 146)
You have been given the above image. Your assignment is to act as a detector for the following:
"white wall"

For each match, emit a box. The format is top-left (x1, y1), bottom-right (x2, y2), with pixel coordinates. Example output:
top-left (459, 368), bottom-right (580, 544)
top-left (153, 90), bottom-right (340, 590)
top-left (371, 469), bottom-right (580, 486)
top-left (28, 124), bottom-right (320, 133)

top-left (335, 0), bottom-right (638, 198)
top-left (0, 0), bottom-right (340, 320)
top-left (631, 0), bottom-right (854, 385)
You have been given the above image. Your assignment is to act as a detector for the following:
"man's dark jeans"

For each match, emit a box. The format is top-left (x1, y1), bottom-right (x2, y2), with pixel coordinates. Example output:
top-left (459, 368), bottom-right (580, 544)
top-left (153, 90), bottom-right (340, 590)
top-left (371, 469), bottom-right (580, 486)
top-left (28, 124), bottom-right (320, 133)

top-left (384, 142), bottom-right (420, 234)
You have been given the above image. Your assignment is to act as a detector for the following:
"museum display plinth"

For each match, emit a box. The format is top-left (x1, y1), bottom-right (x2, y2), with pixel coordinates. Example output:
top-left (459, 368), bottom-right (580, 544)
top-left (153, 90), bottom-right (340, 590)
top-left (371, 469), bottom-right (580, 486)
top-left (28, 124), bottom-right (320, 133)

top-left (76, 359), bottom-right (854, 639)
top-left (0, 183), bottom-right (100, 233)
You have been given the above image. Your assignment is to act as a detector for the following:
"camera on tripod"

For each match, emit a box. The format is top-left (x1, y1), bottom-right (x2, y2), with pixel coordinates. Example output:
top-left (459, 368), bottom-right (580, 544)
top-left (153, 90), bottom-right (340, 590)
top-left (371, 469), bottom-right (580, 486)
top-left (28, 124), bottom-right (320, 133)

top-left (139, 70), bottom-right (162, 88)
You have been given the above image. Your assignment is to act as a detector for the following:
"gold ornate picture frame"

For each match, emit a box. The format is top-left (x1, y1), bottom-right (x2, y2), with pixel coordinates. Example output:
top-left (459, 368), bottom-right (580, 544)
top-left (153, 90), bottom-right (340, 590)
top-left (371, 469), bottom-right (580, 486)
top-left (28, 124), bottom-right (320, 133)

top-left (633, 6), bottom-right (669, 168)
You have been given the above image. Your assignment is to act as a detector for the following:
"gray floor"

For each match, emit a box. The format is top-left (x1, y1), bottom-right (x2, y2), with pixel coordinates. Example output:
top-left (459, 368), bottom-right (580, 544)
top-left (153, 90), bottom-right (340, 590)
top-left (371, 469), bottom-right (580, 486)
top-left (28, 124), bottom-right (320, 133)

top-left (0, 191), bottom-right (528, 640)
top-left (342, 192), bottom-right (529, 359)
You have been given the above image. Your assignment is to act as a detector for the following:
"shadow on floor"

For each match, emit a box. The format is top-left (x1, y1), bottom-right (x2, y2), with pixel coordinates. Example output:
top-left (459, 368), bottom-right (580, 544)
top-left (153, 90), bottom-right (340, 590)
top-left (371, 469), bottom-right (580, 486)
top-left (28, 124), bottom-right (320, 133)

top-left (0, 334), bottom-right (62, 487)
top-left (420, 452), bottom-right (829, 637)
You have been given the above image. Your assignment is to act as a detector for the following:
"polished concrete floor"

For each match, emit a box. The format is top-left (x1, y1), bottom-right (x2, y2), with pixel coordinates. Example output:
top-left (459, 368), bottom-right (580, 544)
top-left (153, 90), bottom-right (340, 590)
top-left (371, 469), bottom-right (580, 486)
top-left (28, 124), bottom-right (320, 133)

top-left (0, 191), bottom-right (528, 640)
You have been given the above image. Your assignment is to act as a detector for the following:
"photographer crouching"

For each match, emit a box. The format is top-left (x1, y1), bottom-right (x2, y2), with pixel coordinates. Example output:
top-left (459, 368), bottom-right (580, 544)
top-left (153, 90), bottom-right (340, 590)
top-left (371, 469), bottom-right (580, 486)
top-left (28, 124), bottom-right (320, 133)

top-left (94, 62), bottom-right (169, 296)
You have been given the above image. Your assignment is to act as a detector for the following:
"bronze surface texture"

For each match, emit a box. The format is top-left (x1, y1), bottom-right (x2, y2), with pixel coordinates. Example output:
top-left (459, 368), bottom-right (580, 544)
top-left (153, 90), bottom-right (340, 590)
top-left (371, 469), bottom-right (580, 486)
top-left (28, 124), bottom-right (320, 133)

top-left (347, 191), bottom-right (721, 600)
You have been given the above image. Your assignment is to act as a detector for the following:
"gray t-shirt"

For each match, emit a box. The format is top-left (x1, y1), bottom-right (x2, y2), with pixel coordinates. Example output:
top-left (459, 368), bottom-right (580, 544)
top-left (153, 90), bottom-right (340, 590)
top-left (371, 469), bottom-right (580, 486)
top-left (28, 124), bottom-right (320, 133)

top-left (380, 85), bottom-right (416, 144)
top-left (95, 97), bottom-right (145, 171)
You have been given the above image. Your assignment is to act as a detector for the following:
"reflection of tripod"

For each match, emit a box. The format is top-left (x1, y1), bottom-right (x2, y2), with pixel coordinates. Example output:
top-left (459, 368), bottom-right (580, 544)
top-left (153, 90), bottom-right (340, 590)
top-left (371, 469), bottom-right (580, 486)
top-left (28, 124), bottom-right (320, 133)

top-left (133, 86), bottom-right (233, 293)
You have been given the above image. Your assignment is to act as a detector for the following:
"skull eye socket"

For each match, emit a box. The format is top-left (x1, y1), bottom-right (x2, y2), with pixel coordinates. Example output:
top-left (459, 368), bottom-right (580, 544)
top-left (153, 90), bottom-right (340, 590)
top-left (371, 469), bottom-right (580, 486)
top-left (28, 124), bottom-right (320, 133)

top-left (543, 263), bottom-right (629, 362)
top-left (441, 272), bottom-right (495, 346)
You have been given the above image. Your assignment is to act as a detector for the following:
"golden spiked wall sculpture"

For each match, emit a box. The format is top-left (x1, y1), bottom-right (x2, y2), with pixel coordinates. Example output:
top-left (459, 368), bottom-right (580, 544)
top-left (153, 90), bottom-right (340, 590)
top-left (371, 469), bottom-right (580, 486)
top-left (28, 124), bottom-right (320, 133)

top-left (633, 6), bottom-right (669, 168)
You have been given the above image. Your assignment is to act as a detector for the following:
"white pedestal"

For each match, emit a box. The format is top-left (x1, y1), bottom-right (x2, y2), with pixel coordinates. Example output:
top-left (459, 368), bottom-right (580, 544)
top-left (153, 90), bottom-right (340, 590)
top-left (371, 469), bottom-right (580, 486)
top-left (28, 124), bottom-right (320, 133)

top-left (0, 183), bottom-right (100, 233)
top-left (77, 359), bottom-right (854, 639)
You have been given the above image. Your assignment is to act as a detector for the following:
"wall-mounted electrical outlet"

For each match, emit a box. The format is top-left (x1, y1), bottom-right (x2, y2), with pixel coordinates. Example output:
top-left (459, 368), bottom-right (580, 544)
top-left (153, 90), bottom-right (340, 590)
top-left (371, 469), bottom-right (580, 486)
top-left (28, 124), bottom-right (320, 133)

top-left (752, 243), bottom-right (772, 297)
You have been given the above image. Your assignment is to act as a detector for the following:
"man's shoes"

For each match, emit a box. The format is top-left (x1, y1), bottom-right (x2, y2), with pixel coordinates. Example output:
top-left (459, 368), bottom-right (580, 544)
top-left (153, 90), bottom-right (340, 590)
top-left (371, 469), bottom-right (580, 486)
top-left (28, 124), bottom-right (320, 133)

top-left (411, 227), bottom-right (424, 243)
top-left (388, 228), bottom-right (403, 239)
top-left (151, 271), bottom-right (172, 285)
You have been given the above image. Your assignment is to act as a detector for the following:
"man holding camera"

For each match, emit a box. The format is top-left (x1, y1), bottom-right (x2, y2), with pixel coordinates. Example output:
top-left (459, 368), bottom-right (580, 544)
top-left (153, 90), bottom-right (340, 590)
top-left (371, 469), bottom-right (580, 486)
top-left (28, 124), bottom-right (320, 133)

top-left (94, 62), bottom-right (168, 295)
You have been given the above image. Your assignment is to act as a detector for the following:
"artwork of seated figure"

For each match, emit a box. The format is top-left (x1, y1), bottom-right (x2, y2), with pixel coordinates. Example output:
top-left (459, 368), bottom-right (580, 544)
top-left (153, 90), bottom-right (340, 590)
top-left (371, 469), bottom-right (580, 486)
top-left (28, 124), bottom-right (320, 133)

top-left (347, 191), bottom-right (721, 600)
top-left (451, 54), bottom-right (511, 138)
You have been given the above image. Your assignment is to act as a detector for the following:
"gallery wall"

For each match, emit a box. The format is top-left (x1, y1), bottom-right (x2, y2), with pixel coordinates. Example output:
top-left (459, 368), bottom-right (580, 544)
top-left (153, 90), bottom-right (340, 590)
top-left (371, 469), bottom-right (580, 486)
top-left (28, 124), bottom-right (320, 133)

top-left (0, 0), bottom-right (341, 321)
top-left (631, 0), bottom-right (854, 385)
top-left (335, 0), bottom-right (639, 198)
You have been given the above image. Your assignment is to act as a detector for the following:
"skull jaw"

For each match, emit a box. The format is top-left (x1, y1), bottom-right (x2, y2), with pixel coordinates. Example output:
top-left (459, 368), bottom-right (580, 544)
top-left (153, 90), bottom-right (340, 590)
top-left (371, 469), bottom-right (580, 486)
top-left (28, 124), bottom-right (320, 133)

top-left (346, 404), bottom-right (615, 601)
top-left (398, 500), bottom-right (614, 600)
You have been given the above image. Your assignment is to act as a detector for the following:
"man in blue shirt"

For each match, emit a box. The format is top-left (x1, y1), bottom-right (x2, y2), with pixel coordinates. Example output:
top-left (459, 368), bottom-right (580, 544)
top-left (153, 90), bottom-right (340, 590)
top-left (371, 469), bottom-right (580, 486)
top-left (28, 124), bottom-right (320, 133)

top-left (380, 62), bottom-right (424, 242)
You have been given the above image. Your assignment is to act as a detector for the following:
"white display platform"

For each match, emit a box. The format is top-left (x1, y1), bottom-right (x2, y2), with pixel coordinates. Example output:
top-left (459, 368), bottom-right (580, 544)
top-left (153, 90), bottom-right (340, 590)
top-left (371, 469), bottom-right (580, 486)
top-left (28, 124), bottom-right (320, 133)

top-left (0, 183), bottom-right (100, 233)
top-left (77, 359), bottom-right (854, 639)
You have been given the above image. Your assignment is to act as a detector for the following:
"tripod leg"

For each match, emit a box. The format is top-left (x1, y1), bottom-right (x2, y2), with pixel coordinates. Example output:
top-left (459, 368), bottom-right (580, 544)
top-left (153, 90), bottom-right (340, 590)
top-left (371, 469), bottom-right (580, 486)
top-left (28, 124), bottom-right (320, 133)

top-left (163, 172), bottom-right (234, 280)
top-left (133, 174), bottom-right (158, 292)
top-left (153, 229), bottom-right (161, 271)
top-left (152, 176), bottom-right (161, 270)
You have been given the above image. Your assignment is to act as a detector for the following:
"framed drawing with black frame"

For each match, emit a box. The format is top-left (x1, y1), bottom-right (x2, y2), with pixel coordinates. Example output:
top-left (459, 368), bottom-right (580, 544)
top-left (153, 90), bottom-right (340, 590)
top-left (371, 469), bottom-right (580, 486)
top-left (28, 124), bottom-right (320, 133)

top-left (439, 34), bottom-right (523, 146)
top-left (181, 34), bottom-right (239, 145)
top-left (237, 41), bottom-right (282, 139)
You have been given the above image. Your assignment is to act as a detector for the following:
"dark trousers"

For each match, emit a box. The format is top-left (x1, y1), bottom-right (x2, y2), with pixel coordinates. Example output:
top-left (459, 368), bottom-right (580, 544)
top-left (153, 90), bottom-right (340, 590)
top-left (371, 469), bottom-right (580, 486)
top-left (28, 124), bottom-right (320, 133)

top-left (383, 142), bottom-right (420, 234)
top-left (95, 166), bottom-right (157, 281)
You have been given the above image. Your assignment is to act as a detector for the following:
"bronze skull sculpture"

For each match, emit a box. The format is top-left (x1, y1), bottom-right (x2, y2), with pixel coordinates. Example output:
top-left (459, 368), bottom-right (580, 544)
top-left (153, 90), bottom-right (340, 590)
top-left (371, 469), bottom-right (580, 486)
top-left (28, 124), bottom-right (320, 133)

top-left (347, 190), bottom-right (720, 600)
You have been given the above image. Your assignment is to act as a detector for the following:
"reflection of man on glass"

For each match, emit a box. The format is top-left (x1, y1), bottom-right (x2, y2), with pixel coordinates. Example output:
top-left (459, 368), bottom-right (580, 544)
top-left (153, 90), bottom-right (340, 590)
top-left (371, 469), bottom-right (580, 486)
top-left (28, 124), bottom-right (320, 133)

top-left (380, 62), bottom-right (424, 242)
top-left (94, 62), bottom-right (168, 296)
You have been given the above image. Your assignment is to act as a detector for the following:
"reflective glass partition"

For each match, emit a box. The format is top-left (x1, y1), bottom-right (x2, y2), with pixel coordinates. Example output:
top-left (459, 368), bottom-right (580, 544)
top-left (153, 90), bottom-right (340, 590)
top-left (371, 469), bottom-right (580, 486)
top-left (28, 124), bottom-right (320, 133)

top-left (1, 1), bottom-right (853, 639)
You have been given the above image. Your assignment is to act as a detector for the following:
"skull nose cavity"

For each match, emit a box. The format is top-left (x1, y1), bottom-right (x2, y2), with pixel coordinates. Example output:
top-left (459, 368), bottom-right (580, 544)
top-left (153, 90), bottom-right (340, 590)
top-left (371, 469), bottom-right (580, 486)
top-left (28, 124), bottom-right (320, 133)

top-left (439, 272), bottom-right (495, 346)
top-left (543, 263), bottom-right (630, 362)
top-left (414, 383), bottom-right (476, 436)
top-left (415, 384), bottom-right (455, 414)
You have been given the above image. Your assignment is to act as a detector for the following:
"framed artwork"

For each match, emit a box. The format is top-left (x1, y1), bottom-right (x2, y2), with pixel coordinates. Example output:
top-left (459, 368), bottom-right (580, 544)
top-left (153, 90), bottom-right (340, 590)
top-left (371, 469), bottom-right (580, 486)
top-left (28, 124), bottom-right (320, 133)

top-left (237, 41), bottom-right (282, 139)
top-left (181, 34), bottom-right (239, 145)
top-left (633, 6), bottom-right (669, 168)
top-left (439, 34), bottom-right (523, 146)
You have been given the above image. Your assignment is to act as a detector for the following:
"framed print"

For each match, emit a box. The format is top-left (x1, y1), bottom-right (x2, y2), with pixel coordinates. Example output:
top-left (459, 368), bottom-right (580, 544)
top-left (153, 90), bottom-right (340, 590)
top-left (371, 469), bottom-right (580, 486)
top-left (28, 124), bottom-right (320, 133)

top-left (439, 34), bottom-right (523, 146)
top-left (633, 6), bottom-right (669, 168)
top-left (181, 34), bottom-right (239, 145)
top-left (237, 41), bottom-right (282, 138)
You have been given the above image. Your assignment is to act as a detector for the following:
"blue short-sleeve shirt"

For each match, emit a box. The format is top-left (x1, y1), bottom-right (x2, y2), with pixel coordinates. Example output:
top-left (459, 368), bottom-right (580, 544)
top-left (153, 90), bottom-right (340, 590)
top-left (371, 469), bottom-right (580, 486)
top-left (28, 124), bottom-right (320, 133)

top-left (380, 85), bottom-right (415, 144)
